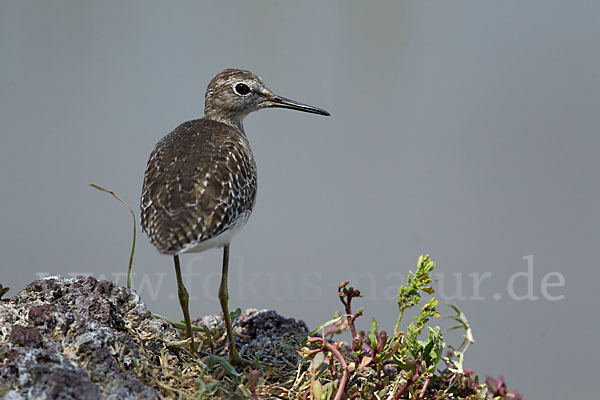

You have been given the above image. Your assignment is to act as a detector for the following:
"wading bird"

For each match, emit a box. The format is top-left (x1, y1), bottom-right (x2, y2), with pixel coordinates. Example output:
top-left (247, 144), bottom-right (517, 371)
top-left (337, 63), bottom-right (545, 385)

top-left (140, 69), bottom-right (329, 363)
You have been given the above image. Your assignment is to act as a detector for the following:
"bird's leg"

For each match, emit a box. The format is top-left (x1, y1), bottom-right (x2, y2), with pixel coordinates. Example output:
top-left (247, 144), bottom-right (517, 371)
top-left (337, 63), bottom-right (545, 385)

top-left (173, 255), bottom-right (197, 355)
top-left (219, 244), bottom-right (241, 365)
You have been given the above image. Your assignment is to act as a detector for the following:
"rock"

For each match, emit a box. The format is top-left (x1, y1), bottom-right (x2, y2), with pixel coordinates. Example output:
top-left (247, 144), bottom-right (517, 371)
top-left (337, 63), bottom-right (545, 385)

top-left (8, 325), bottom-right (42, 348)
top-left (194, 308), bottom-right (309, 368)
top-left (0, 276), bottom-right (312, 399)
top-left (237, 309), bottom-right (309, 367)
top-left (0, 276), bottom-right (177, 399)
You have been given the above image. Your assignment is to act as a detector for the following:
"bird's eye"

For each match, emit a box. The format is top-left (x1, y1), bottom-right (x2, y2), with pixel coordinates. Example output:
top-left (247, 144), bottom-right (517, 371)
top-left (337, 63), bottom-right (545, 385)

top-left (234, 83), bottom-right (251, 96)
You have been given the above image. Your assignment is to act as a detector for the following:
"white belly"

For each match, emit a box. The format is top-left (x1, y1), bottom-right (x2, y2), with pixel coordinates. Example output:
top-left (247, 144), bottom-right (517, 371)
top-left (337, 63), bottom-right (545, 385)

top-left (180, 224), bottom-right (244, 254)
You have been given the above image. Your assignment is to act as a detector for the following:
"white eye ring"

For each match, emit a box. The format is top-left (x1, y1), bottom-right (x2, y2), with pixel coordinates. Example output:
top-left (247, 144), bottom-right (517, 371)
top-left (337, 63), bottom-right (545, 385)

top-left (233, 82), bottom-right (251, 96)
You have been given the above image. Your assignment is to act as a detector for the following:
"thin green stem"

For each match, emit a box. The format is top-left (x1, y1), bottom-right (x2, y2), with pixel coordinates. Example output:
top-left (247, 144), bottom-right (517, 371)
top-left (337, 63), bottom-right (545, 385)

top-left (153, 314), bottom-right (207, 332)
top-left (394, 309), bottom-right (405, 337)
top-left (128, 221), bottom-right (136, 289)
top-left (89, 184), bottom-right (136, 289)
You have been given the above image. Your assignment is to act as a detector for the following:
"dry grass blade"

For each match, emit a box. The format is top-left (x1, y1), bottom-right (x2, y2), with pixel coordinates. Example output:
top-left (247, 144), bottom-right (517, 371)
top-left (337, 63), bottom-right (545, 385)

top-left (89, 183), bottom-right (136, 289)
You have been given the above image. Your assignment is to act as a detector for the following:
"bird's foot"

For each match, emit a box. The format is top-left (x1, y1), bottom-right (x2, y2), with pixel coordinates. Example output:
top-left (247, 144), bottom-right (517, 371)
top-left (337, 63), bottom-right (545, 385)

top-left (228, 354), bottom-right (254, 367)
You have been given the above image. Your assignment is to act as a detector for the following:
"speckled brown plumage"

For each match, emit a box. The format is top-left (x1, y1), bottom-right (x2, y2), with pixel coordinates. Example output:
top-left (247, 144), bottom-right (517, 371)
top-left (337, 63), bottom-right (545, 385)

top-left (140, 118), bottom-right (257, 255)
top-left (140, 69), bottom-right (328, 258)
top-left (139, 68), bottom-right (329, 362)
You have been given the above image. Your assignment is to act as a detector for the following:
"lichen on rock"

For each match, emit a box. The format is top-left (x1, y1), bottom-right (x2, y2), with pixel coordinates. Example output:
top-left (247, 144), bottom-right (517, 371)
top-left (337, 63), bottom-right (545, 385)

top-left (0, 276), bottom-right (312, 399)
top-left (0, 276), bottom-right (176, 399)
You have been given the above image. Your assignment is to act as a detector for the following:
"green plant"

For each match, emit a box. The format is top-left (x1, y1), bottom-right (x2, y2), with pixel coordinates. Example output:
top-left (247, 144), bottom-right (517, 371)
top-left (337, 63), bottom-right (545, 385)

top-left (394, 254), bottom-right (437, 336)
top-left (294, 255), bottom-right (522, 399)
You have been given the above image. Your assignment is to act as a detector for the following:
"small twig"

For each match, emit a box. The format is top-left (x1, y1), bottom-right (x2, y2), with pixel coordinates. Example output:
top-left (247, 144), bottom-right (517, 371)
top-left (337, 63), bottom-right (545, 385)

top-left (152, 377), bottom-right (187, 398)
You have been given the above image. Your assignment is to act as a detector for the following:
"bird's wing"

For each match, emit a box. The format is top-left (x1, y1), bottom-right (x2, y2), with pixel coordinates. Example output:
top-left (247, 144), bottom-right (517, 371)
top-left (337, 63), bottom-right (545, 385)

top-left (140, 119), bottom-right (257, 255)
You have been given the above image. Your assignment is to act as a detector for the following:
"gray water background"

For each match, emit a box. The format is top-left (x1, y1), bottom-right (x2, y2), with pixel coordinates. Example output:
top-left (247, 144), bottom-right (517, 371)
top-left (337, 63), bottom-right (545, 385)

top-left (1, 1), bottom-right (598, 398)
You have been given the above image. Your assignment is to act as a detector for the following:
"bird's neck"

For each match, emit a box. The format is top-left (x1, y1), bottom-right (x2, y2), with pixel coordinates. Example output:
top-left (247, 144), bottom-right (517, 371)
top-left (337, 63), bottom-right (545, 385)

top-left (204, 109), bottom-right (247, 134)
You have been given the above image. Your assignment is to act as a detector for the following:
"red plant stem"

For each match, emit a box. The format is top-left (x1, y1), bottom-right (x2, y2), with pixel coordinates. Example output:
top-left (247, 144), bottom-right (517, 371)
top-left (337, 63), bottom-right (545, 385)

top-left (417, 376), bottom-right (431, 400)
top-left (305, 348), bottom-right (322, 357)
top-left (309, 337), bottom-right (350, 400)
top-left (393, 372), bottom-right (420, 400)
top-left (323, 324), bottom-right (338, 338)
top-left (328, 352), bottom-right (339, 380)
top-left (344, 301), bottom-right (358, 340)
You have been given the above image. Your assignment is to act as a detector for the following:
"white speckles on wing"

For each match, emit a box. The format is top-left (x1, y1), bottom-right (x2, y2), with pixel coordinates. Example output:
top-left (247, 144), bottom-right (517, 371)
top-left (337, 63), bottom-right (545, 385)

top-left (140, 118), bottom-right (257, 255)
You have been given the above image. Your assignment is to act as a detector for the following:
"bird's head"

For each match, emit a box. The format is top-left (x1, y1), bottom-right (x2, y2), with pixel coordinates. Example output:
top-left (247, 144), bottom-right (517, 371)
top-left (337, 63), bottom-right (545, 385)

top-left (204, 68), bottom-right (329, 131)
